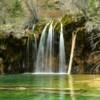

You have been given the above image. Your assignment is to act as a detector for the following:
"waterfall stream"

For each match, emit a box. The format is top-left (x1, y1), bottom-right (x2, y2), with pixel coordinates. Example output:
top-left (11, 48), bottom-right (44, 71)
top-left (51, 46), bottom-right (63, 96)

top-left (59, 23), bottom-right (66, 73)
top-left (35, 23), bottom-right (49, 72)
top-left (45, 22), bottom-right (54, 72)
top-left (34, 21), bottom-right (75, 74)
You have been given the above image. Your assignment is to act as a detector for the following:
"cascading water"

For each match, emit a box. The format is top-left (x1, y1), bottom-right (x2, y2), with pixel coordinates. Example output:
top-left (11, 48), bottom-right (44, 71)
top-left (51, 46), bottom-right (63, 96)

top-left (45, 22), bottom-right (54, 72)
top-left (35, 21), bottom-right (55, 73)
top-left (32, 19), bottom-right (75, 74)
top-left (24, 24), bottom-right (36, 72)
top-left (35, 23), bottom-right (49, 72)
top-left (59, 23), bottom-right (66, 73)
top-left (32, 25), bottom-right (37, 68)
top-left (34, 21), bottom-right (68, 74)
top-left (68, 33), bottom-right (77, 74)
top-left (26, 37), bottom-right (30, 70)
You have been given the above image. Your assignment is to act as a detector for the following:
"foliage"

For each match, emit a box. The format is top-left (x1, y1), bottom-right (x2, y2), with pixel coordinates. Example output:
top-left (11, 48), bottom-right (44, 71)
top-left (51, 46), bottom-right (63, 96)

top-left (10, 0), bottom-right (23, 17)
top-left (88, 0), bottom-right (100, 21)
top-left (0, 0), bottom-right (23, 24)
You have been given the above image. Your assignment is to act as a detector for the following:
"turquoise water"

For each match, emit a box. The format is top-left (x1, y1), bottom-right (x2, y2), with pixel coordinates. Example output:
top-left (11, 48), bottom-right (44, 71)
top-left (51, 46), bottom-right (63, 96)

top-left (0, 74), bottom-right (100, 100)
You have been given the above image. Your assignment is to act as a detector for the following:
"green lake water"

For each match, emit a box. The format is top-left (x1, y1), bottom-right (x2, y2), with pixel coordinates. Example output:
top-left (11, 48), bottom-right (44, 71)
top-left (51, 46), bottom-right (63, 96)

top-left (0, 74), bottom-right (100, 100)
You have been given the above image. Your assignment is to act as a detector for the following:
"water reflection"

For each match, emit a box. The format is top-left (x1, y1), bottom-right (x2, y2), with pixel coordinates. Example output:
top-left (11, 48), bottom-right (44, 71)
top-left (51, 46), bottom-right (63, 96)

top-left (59, 75), bottom-right (76, 100)
top-left (38, 75), bottom-right (46, 100)
top-left (59, 75), bottom-right (66, 100)
top-left (68, 75), bottom-right (76, 100)
top-left (35, 75), bottom-right (76, 100)
top-left (1, 74), bottom-right (100, 100)
top-left (48, 76), bottom-right (53, 100)
top-left (35, 75), bottom-right (54, 100)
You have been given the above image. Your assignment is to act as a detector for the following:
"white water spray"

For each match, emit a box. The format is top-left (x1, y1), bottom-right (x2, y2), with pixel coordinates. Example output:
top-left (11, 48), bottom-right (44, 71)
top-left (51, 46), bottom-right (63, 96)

top-left (59, 23), bottom-right (66, 73)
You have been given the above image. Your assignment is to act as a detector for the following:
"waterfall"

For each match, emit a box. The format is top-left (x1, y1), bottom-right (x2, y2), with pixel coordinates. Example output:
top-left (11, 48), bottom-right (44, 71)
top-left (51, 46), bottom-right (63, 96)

top-left (24, 24), bottom-right (36, 72)
top-left (59, 23), bottom-right (66, 73)
top-left (26, 37), bottom-right (30, 71)
top-left (35, 23), bottom-right (49, 72)
top-left (35, 22), bottom-right (67, 74)
top-left (68, 33), bottom-right (77, 74)
top-left (45, 22), bottom-right (54, 72)
top-left (35, 21), bottom-right (54, 73)
top-left (34, 20), bottom-right (77, 74)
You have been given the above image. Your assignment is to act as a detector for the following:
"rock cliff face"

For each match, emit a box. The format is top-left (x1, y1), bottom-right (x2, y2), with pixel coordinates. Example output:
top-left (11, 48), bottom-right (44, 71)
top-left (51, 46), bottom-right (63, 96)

top-left (0, 0), bottom-right (100, 74)
top-left (36, 0), bottom-right (88, 18)
top-left (22, 0), bottom-right (88, 19)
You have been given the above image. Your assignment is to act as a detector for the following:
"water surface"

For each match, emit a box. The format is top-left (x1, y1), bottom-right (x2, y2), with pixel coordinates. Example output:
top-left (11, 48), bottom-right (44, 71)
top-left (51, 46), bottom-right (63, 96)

top-left (0, 74), bottom-right (100, 100)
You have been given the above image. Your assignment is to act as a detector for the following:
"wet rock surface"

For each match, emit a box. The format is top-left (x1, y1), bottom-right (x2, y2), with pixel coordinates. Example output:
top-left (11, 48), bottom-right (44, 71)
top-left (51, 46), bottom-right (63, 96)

top-left (0, 15), bottom-right (100, 74)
